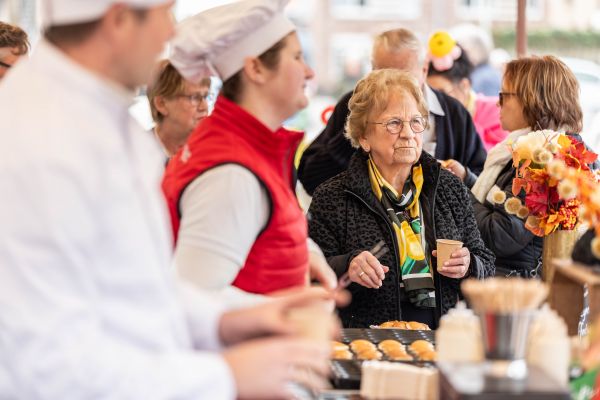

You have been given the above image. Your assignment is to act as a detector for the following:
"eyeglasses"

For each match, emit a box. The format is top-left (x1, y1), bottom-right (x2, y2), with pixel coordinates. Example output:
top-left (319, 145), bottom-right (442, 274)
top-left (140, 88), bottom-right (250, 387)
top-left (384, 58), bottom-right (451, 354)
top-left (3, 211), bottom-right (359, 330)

top-left (498, 92), bottom-right (517, 106)
top-left (176, 92), bottom-right (214, 105)
top-left (369, 116), bottom-right (428, 135)
top-left (0, 60), bottom-right (12, 69)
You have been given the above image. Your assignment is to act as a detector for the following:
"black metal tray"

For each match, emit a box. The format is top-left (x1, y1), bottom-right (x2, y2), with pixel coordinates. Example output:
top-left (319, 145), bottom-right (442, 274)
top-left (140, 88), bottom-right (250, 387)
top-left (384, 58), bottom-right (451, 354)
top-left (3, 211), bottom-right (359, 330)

top-left (331, 328), bottom-right (436, 389)
top-left (340, 328), bottom-right (435, 345)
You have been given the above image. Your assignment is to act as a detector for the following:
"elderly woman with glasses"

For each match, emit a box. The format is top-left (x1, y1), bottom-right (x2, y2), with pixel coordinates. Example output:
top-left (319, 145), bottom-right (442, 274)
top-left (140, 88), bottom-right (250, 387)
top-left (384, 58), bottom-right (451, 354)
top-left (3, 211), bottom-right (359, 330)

top-left (443, 55), bottom-right (598, 278)
top-left (308, 69), bottom-right (495, 328)
top-left (147, 59), bottom-right (212, 157)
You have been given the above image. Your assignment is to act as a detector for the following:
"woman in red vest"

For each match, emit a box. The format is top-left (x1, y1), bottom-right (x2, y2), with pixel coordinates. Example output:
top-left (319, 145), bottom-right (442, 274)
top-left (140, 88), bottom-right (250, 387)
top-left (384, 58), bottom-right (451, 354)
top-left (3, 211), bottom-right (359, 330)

top-left (163, 0), bottom-right (336, 302)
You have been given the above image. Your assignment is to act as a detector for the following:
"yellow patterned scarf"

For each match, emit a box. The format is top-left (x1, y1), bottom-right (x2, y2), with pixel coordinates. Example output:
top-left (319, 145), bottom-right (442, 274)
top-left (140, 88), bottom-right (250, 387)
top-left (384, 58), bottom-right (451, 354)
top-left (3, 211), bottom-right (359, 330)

top-left (367, 157), bottom-right (435, 308)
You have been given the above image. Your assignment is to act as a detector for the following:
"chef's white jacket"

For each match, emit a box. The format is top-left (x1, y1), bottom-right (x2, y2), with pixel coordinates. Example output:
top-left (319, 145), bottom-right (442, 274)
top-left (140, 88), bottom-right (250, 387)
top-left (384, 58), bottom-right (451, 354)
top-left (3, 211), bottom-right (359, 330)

top-left (0, 40), bottom-right (235, 399)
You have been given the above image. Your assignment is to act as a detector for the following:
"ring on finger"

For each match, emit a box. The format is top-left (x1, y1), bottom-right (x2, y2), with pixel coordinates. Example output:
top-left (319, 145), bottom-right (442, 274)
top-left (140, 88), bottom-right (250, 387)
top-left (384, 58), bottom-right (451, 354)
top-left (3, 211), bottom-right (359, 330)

top-left (358, 270), bottom-right (365, 278)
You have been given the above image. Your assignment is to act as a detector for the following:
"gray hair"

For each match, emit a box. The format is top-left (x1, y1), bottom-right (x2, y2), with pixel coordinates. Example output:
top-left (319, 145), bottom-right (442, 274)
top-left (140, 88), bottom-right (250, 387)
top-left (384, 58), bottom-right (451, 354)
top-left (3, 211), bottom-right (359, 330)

top-left (449, 24), bottom-right (493, 66)
top-left (372, 28), bottom-right (426, 65)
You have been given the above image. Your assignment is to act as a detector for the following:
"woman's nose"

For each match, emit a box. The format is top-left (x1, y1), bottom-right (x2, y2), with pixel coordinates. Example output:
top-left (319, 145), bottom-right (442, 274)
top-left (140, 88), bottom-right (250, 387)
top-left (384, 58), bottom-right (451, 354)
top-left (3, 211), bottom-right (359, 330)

top-left (305, 63), bottom-right (315, 80)
top-left (398, 122), bottom-right (415, 138)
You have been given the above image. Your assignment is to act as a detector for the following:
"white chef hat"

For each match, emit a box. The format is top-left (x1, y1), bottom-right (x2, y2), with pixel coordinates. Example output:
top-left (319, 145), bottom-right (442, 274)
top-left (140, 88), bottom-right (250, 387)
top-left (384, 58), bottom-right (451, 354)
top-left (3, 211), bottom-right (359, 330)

top-left (41, 0), bottom-right (171, 27)
top-left (170, 0), bottom-right (294, 82)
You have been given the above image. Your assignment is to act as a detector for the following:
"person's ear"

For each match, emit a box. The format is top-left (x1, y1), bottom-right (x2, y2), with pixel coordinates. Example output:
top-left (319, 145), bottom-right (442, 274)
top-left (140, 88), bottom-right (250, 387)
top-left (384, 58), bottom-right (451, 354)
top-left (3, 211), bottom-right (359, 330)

top-left (420, 62), bottom-right (429, 86)
top-left (459, 77), bottom-right (471, 93)
top-left (154, 96), bottom-right (169, 118)
top-left (98, 4), bottom-right (149, 57)
top-left (241, 56), bottom-right (269, 85)
top-left (359, 136), bottom-right (370, 153)
top-left (100, 4), bottom-right (135, 41)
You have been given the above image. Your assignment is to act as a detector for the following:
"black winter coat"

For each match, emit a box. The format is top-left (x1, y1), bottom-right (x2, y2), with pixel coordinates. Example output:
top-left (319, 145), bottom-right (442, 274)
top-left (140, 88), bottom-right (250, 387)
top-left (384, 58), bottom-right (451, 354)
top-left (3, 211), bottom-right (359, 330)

top-left (308, 151), bottom-right (495, 328)
top-left (465, 161), bottom-right (543, 277)
top-left (298, 88), bottom-right (487, 195)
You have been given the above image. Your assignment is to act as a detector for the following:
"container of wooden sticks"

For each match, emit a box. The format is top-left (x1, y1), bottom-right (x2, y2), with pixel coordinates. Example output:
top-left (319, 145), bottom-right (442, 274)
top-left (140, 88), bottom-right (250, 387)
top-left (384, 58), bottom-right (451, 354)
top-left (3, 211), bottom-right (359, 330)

top-left (461, 278), bottom-right (549, 380)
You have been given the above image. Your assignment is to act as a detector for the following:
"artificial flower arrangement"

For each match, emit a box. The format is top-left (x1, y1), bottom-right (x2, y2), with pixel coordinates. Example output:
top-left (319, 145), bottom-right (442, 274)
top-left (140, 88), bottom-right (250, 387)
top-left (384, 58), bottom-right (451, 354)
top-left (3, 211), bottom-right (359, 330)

top-left (489, 130), bottom-right (600, 258)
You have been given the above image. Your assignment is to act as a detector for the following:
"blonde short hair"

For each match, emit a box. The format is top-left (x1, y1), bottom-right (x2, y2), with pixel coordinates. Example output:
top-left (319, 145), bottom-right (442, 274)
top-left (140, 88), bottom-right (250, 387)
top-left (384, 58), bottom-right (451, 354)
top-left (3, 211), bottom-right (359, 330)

top-left (503, 55), bottom-right (582, 133)
top-left (147, 59), bottom-right (211, 123)
top-left (345, 69), bottom-right (429, 148)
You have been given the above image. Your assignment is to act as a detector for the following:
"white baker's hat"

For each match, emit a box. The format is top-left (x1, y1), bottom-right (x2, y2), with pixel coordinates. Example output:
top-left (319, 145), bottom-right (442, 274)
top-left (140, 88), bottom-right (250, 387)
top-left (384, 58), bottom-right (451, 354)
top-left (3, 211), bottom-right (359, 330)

top-left (170, 0), bottom-right (294, 82)
top-left (41, 0), bottom-right (172, 27)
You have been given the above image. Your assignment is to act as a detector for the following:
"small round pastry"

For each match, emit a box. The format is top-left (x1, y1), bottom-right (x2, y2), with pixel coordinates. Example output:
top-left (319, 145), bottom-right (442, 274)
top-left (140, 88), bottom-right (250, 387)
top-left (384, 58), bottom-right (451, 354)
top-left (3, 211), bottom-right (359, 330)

top-left (394, 321), bottom-right (408, 329)
top-left (377, 339), bottom-right (404, 353)
top-left (386, 350), bottom-right (413, 361)
top-left (350, 339), bottom-right (376, 353)
top-left (409, 340), bottom-right (434, 354)
top-left (355, 349), bottom-right (383, 360)
top-left (406, 321), bottom-right (431, 330)
top-left (331, 341), bottom-right (349, 352)
top-left (379, 320), bottom-right (400, 328)
top-left (380, 320), bottom-right (408, 329)
top-left (418, 350), bottom-right (437, 361)
top-left (331, 349), bottom-right (353, 360)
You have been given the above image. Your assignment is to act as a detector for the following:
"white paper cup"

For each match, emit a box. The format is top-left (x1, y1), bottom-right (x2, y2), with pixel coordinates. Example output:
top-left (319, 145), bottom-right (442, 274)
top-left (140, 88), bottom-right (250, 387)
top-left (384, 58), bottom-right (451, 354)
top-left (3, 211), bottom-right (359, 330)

top-left (436, 239), bottom-right (463, 271)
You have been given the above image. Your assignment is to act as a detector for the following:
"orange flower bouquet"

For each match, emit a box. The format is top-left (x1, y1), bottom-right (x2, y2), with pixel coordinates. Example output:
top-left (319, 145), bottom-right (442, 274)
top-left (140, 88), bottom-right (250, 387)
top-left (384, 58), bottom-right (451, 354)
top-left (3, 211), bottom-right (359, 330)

top-left (510, 131), bottom-right (598, 236)
top-left (492, 130), bottom-right (600, 258)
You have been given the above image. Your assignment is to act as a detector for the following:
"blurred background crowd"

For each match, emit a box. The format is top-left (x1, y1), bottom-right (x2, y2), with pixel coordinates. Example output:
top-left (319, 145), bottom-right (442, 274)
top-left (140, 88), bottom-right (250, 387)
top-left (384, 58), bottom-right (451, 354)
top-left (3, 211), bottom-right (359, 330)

top-left (3, 0), bottom-right (600, 152)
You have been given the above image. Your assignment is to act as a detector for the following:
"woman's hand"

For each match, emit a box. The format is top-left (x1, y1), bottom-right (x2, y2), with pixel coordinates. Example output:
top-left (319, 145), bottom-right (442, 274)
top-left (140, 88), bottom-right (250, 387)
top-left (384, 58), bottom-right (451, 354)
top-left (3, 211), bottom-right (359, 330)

top-left (432, 247), bottom-right (471, 279)
top-left (348, 251), bottom-right (390, 289)
top-left (219, 287), bottom-right (349, 345)
top-left (223, 337), bottom-right (330, 399)
top-left (442, 159), bottom-right (466, 181)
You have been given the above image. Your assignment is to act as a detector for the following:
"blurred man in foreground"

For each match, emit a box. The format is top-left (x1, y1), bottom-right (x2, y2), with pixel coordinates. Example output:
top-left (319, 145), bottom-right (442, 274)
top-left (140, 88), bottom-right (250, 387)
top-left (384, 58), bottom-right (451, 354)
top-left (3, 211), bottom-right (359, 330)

top-left (0, 0), bottom-right (342, 398)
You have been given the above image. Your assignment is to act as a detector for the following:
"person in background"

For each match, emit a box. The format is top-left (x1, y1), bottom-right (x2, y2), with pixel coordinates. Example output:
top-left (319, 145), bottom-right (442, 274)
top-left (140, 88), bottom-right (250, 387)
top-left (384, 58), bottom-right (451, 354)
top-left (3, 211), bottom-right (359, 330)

top-left (450, 23), bottom-right (501, 97)
top-left (308, 69), bottom-right (495, 328)
top-left (573, 229), bottom-right (600, 267)
top-left (0, 0), bottom-right (340, 398)
top-left (147, 59), bottom-right (211, 157)
top-left (0, 21), bottom-right (29, 80)
top-left (445, 56), bottom-right (591, 278)
top-left (163, 0), bottom-right (337, 304)
top-left (298, 28), bottom-right (487, 196)
top-left (427, 31), bottom-right (508, 151)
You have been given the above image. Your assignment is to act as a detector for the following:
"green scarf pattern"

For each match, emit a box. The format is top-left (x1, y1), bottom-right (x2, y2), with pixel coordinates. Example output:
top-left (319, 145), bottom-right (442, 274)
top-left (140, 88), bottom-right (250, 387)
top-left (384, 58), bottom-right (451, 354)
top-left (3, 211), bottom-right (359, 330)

top-left (367, 157), bottom-right (436, 308)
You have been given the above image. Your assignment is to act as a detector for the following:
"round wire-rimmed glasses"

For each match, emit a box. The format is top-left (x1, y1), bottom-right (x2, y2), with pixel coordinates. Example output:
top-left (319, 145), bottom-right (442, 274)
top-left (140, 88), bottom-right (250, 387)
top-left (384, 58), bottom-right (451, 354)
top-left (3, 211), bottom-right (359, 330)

top-left (369, 115), bottom-right (428, 134)
top-left (176, 92), bottom-right (215, 105)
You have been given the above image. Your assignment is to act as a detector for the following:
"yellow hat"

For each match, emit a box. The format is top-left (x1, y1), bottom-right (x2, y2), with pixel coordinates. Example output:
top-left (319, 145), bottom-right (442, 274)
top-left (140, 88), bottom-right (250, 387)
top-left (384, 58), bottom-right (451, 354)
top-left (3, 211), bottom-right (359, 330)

top-left (428, 31), bottom-right (456, 58)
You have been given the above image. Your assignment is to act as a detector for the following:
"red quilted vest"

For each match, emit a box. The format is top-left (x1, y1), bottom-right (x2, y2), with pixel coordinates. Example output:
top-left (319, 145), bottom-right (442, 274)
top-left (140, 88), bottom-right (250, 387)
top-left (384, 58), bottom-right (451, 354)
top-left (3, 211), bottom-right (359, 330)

top-left (162, 96), bottom-right (308, 294)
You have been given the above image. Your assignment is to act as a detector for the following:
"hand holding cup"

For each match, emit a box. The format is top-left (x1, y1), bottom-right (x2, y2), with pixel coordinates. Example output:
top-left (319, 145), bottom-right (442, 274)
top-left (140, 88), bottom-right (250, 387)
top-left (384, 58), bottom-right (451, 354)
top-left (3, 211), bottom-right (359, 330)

top-left (433, 239), bottom-right (470, 279)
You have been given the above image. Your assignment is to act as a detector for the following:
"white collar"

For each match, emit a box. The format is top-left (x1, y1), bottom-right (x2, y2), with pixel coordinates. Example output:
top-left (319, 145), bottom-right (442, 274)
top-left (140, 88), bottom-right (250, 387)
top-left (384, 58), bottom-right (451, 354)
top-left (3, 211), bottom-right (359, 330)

top-left (423, 84), bottom-right (445, 117)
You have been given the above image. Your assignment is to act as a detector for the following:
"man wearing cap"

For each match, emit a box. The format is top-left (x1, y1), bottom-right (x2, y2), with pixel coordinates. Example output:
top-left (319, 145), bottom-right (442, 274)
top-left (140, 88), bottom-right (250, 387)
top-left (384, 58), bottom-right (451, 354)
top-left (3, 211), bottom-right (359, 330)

top-left (0, 1), bottom-right (336, 398)
top-left (298, 28), bottom-right (487, 196)
top-left (163, 0), bottom-right (337, 301)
